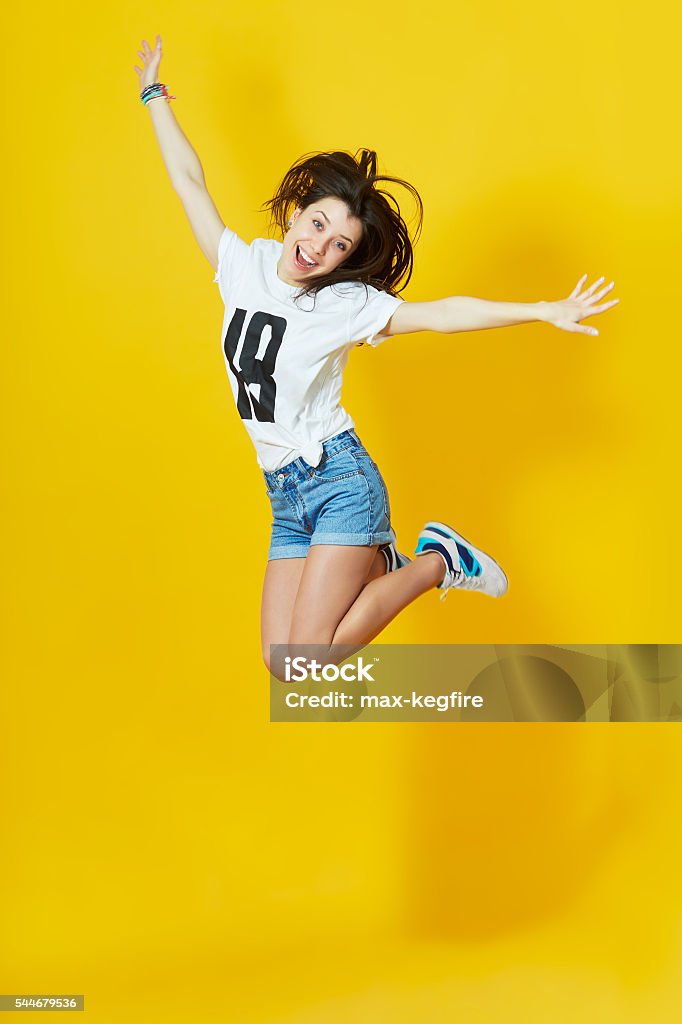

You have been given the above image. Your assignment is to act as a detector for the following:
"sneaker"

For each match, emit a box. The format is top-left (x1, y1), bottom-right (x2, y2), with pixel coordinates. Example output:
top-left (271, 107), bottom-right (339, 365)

top-left (414, 521), bottom-right (508, 600)
top-left (380, 540), bottom-right (411, 573)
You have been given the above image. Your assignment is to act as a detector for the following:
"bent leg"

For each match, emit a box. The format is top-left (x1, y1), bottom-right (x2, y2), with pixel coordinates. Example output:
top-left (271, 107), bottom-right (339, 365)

top-left (289, 544), bottom-right (380, 647)
top-left (283, 545), bottom-right (445, 676)
top-left (261, 547), bottom-right (388, 674)
top-left (332, 553), bottom-right (444, 652)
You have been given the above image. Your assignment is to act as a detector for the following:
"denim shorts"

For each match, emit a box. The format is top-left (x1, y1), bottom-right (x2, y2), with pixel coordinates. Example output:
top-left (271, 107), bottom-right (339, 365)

top-left (262, 428), bottom-right (397, 560)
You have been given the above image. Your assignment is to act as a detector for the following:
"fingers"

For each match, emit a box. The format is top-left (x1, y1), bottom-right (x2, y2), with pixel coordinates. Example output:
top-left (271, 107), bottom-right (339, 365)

top-left (581, 275), bottom-right (606, 300)
top-left (583, 280), bottom-right (620, 315)
top-left (570, 322), bottom-right (599, 335)
top-left (590, 281), bottom-right (616, 303)
top-left (133, 34), bottom-right (162, 81)
top-left (569, 274), bottom-right (588, 299)
top-left (570, 275), bottom-right (619, 311)
top-left (590, 299), bottom-right (620, 314)
top-left (562, 321), bottom-right (597, 336)
top-left (136, 35), bottom-right (161, 64)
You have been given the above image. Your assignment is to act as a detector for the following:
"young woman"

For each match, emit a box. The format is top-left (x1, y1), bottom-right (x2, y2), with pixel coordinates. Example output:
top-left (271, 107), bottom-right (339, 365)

top-left (134, 36), bottom-right (620, 680)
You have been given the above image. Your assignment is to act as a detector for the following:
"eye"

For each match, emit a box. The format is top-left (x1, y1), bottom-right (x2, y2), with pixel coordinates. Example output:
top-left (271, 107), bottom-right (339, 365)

top-left (312, 219), bottom-right (346, 252)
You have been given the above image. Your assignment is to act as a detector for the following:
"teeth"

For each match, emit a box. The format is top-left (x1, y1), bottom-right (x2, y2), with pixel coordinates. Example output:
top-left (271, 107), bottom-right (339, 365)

top-left (298, 246), bottom-right (316, 267)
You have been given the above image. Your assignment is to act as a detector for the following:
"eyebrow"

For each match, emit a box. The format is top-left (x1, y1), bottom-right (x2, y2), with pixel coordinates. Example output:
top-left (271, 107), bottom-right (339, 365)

top-left (315, 210), bottom-right (354, 246)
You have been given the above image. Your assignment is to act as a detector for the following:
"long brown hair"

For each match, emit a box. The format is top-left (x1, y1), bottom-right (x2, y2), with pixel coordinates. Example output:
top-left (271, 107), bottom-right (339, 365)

top-left (260, 148), bottom-right (423, 305)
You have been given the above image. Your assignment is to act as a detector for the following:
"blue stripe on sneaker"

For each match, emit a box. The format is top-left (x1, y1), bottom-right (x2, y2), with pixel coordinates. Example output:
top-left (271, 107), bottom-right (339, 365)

top-left (425, 526), bottom-right (483, 578)
top-left (416, 538), bottom-right (455, 575)
top-left (455, 542), bottom-right (479, 575)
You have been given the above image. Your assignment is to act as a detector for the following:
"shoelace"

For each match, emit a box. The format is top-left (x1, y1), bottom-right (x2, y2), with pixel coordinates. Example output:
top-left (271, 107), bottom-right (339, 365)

top-left (439, 568), bottom-right (461, 601)
top-left (439, 567), bottom-right (483, 600)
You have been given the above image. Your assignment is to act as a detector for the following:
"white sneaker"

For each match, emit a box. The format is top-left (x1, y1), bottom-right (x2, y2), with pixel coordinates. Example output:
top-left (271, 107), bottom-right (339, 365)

top-left (415, 521), bottom-right (508, 600)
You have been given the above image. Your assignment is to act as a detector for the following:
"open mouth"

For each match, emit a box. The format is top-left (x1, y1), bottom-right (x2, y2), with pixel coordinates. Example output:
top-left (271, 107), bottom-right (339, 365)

top-left (295, 244), bottom-right (318, 270)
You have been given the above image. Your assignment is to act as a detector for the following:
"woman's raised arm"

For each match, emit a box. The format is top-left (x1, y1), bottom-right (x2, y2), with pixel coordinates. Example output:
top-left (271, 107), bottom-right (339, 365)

top-left (134, 35), bottom-right (225, 271)
top-left (135, 36), bottom-right (205, 188)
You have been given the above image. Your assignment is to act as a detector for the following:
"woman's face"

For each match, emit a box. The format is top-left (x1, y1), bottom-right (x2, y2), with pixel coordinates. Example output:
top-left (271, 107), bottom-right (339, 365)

top-left (277, 196), bottom-right (363, 285)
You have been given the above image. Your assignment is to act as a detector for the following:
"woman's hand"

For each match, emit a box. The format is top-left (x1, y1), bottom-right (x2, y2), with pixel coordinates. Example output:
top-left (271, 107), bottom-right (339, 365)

top-left (133, 35), bottom-right (163, 94)
top-left (541, 275), bottom-right (620, 336)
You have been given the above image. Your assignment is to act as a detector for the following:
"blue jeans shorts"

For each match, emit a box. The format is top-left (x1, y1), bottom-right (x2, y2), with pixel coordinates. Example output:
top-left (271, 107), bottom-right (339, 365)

top-left (262, 428), bottom-right (397, 560)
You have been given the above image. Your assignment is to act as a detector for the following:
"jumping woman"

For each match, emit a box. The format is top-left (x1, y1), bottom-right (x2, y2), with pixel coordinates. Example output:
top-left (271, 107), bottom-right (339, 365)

top-left (134, 36), bottom-right (620, 680)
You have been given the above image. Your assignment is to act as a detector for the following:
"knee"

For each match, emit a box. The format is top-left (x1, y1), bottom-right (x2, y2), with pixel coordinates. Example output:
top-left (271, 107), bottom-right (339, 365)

top-left (266, 638), bottom-right (338, 680)
top-left (283, 637), bottom-right (339, 678)
top-left (263, 643), bottom-right (290, 682)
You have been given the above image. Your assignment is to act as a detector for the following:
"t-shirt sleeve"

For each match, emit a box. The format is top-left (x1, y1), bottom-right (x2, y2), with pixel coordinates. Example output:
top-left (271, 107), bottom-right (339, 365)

top-left (348, 288), bottom-right (404, 348)
top-left (213, 225), bottom-right (250, 305)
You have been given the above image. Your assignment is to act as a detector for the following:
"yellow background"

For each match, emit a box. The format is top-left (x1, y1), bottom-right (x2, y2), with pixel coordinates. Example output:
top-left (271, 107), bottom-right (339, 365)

top-left (2, 0), bottom-right (681, 1019)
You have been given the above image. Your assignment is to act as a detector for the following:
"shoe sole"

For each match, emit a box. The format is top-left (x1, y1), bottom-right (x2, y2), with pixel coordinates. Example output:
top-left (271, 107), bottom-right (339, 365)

top-left (423, 520), bottom-right (509, 597)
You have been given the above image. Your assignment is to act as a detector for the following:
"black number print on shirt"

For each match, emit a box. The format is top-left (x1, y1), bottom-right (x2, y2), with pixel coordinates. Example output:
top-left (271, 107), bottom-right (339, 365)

top-left (223, 309), bottom-right (286, 422)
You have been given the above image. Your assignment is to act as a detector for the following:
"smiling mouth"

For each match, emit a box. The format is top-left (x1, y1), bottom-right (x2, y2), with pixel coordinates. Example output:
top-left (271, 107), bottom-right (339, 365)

top-left (295, 244), bottom-right (318, 270)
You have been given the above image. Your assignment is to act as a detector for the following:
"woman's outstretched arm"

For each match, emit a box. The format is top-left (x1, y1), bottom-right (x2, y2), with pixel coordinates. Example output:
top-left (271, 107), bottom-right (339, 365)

top-left (134, 35), bottom-right (225, 271)
top-left (135, 36), bottom-right (205, 188)
top-left (375, 274), bottom-right (620, 340)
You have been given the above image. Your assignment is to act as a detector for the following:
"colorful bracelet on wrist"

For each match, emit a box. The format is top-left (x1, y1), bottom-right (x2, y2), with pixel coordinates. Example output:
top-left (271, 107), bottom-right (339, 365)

top-left (140, 82), bottom-right (176, 106)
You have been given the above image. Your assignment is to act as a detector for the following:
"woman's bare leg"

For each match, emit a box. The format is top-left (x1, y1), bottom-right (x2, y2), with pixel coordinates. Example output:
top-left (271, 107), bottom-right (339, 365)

top-left (280, 545), bottom-right (445, 677)
top-left (261, 546), bottom-right (392, 673)
top-left (330, 554), bottom-right (444, 653)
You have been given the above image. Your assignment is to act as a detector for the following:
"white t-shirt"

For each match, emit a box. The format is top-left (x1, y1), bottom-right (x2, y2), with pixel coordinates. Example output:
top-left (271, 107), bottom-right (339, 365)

top-left (213, 227), bottom-right (403, 472)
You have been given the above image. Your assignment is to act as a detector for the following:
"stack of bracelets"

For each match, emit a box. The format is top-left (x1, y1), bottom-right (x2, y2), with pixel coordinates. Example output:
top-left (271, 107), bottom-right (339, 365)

top-left (140, 82), bottom-right (176, 106)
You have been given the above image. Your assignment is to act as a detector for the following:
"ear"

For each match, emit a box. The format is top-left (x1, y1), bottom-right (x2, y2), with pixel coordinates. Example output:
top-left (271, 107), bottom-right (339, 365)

top-left (287, 207), bottom-right (302, 231)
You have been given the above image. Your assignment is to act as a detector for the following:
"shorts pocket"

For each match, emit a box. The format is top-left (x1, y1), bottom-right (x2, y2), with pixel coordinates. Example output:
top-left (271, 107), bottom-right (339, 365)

top-left (311, 447), bottom-right (364, 484)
